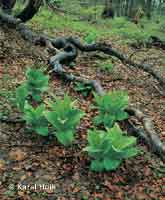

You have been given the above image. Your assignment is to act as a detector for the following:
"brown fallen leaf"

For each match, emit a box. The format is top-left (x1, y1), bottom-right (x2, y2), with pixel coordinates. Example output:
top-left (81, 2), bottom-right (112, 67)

top-left (104, 180), bottom-right (120, 192)
top-left (135, 192), bottom-right (149, 200)
top-left (17, 191), bottom-right (25, 197)
top-left (12, 166), bottom-right (22, 171)
top-left (20, 175), bottom-right (27, 181)
top-left (93, 192), bottom-right (104, 199)
top-left (0, 159), bottom-right (5, 171)
top-left (72, 187), bottom-right (80, 193)
top-left (9, 148), bottom-right (27, 161)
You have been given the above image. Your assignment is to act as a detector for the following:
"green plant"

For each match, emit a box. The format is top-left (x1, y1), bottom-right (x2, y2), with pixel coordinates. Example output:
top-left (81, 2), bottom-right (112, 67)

top-left (45, 95), bottom-right (84, 146)
top-left (16, 84), bottom-right (28, 112)
top-left (25, 68), bottom-right (49, 102)
top-left (23, 103), bottom-right (49, 136)
top-left (84, 32), bottom-right (97, 44)
top-left (74, 82), bottom-right (93, 97)
top-left (16, 68), bottom-right (49, 112)
top-left (93, 91), bottom-right (128, 128)
top-left (84, 124), bottom-right (138, 172)
top-left (101, 60), bottom-right (114, 73)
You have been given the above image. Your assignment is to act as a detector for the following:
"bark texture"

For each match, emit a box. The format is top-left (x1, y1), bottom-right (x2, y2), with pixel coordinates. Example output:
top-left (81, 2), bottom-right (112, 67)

top-left (16, 0), bottom-right (42, 22)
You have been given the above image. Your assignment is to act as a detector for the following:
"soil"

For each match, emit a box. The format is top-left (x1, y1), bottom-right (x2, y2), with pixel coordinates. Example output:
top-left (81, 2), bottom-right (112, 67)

top-left (0, 26), bottom-right (164, 200)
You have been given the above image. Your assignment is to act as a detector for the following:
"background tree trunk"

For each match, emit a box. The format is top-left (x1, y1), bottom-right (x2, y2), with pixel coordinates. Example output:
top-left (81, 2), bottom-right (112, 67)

top-left (0, 0), bottom-right (16, 14)
top-left (102, 0), bottom-right (114, 18)
top-left (16, 0), bottom-right (42, 22)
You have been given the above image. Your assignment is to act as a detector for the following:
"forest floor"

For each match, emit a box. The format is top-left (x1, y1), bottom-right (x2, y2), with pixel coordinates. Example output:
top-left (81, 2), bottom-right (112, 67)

top-left (0, 18), bottom-right (165, 200)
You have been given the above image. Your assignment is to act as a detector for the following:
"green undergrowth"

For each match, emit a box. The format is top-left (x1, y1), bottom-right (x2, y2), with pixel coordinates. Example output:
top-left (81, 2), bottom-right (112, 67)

top-left (14, 67), bottom-right (139, 172)
top-left (29, 7), bottom-right (165, 44)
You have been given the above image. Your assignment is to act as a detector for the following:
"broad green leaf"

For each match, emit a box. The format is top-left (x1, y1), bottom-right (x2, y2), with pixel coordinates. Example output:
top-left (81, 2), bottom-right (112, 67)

top-left (90, 160), bottom-right (104, 172)
top-left (93, 115), bottom-right (103, 126)
top-left (109, 124), bottom-right (137, 150)
top-left (116, 111), bottom-right (128, 121)
top-left (23, 103), bottom-right (48, 137)
top-left (103, 114), bottom-right (115, 128)
top-left (45, 95), bottom-right (84, 146)
top-left (87, 130), bottom-right (101, 146)
top-left (85, 125), bottom-right (139, 172)
top-left (121, 147), bottom-right (139, 158)
top-left (45, 111), bottom-right (58, 127)
top-left (103, 158), bottom-right (121, 171)
top-left (83, 146), bottom-right (102, 153)
top-left (35, 104), bottom-right (45, 115)
top-left (26, 68), bottom-right (49, 102)
top-left (32, 94), bottom-right (42, 102)
top-left (56, 131), bottom-right (74, 146)
top-left (35, 127), bottom-right (49, 136)
top-left (93, 90), bottom-right (129, 128)
top-left (84, 32), bottom-right (97, 44)
top-left (16, 84), bottom-right (28, 112)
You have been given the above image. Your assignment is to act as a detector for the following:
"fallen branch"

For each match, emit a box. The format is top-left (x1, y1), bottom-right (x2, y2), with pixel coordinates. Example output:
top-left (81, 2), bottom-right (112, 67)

top-left (48, 49), bottom-right (165, 160)
top-left (147, 36), bottom-right (165, 50)
top-left (0, 11), bottom-right (164, 88)
top-left (0, 116), bottom-right (25, 123)
top-left (126, 107), bottom-right (165, 159)
top-left (67, 37), bottom-right (165, 88)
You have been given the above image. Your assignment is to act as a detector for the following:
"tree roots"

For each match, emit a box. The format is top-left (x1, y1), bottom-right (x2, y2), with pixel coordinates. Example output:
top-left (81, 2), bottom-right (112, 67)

top-left (0, 11), bottom-right (164, 160)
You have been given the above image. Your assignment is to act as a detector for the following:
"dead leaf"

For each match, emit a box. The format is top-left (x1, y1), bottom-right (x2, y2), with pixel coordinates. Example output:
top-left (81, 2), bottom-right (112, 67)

top-left (0, 159), bottom-right (5, 171)
top-left (9, 149), bottom-right (27, 161)
top-left (135, 192), bottom-right (149, 200)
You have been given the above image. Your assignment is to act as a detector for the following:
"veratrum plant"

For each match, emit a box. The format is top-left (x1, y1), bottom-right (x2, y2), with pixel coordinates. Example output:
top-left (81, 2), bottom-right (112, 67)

top-left (74, 82), bottom-right (93, 97)
top-left (93, 91), bottom-right (128, 128)
top-left (101, 60), bottom-right (114, 73)
top-left (16, 84), bottom-right (28, 112)
top-left (23, 103), bottom-right (49, 136)
top-left (84, 32), bottom-right (97, 44)
top-left (84, 124), bottom-right (138, 172)
top-left (45, 95), bottom-right (84, 146)
top-left (26, 68), bottom-right (49, 102)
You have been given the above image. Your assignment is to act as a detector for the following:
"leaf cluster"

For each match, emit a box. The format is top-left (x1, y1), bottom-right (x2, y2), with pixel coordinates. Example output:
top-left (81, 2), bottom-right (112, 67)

top-left (84, 124), bottom-right (139, 172)
top-left (84, 32), bottom-right (97, 44)
top-left (16, 68), bottom-right (49, 111)
top-left (74, 82), bottom-right (93, 97)
top-left (45, 95), bottom-right (85, 146)
top-left (93, 91), bottom-right (128, 128)
top-left (25, 68), bottom-right (49, 102)
top-left (23, 103), bottom-right (49, 136)
top-left (15, 68), bottom-right (50, 137)
top-left (15, 68), bottom-right (139, 172)
top-left (101, 60), bottom-right (114, 73)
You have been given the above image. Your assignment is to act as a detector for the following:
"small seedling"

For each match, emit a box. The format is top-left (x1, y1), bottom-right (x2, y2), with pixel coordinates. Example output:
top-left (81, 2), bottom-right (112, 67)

top-left (84, 32), bottom-right (97, 44)
top-left (74, 82), bottom-right (93, 97)
top-left (101, 60), bottom-right (114, 73)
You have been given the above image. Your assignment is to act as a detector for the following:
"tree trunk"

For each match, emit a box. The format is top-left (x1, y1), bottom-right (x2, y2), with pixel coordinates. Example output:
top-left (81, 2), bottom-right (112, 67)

top-left (0, 0), bottom-right (16, 14)
top-left (146, 0), bottom-right (152, 19)
top-left (102, 0), bottom-right (114, 19)
top-left (16, 0), bottom-right (42, 22)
